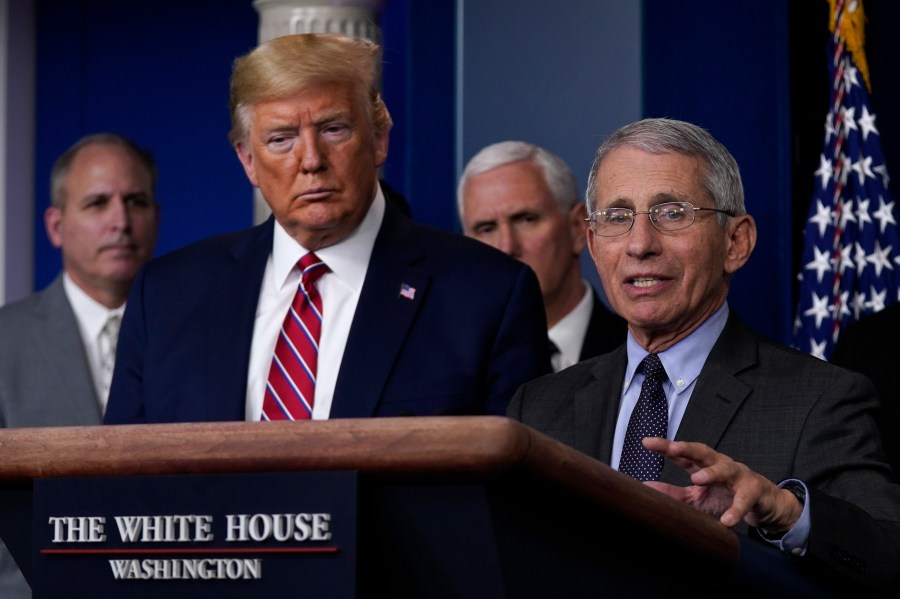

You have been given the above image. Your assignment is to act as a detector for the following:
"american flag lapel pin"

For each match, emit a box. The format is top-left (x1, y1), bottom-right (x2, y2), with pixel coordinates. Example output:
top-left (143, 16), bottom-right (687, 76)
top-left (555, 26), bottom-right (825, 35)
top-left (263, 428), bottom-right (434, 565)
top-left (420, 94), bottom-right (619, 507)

top-left (399, 283), bottom-right (416, 300)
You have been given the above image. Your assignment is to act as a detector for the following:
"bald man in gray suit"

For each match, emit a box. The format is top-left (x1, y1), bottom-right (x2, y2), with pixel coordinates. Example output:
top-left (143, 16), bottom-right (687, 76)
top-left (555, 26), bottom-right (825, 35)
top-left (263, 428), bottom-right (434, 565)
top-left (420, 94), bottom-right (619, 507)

top-left (0, 276), bottom-right (105, 426)
top-left (0, 133), bottom-right (159, 597)
top-left (0, 134), bottom-right (159, 427)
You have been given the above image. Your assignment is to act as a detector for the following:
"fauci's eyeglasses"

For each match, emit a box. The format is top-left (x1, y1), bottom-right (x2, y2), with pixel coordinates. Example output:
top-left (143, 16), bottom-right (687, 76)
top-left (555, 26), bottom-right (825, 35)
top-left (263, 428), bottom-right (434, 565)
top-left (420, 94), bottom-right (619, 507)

top-left (586, 201), bottom-right (735, 237)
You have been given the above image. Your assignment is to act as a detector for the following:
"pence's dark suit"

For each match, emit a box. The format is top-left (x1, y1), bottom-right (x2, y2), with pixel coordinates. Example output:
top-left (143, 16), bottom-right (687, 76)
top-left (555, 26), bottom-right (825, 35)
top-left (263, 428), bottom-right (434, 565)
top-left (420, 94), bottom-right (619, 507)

top-left (578, 290), bottom-right (627, 361)
top-left (509, 313), bottom-right (900, 589)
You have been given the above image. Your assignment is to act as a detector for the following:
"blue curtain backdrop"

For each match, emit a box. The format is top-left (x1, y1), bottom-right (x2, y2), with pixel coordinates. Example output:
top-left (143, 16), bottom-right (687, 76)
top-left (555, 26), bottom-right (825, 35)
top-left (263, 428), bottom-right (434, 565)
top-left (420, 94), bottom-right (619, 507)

top-left (34, 1), bottom-right (900, 345)
top-left (32, 0), bottom-right (451, 288)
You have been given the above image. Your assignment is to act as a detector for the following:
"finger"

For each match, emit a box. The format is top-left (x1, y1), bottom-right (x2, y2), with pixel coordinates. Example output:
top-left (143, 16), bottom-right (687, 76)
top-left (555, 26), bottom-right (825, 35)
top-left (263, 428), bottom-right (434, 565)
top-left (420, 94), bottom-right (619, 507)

top-left (644, 481), bottom-right (687, 502)
top-left (719, 492), bottom-right (752, 528)
top-left (643, 438), bottom-right (722, 474)
top-left (720, 474), bottom-right (770, 528)
top-left (704, 465), bottom-right (765, 527)
top-left (641, 438), bottom-right (701, 473)
top-left (690, 458), bottom-right (741, 486)
top-left (641, 436), bottom-right (671, 454)
top-left (662, 440), bottom-right (722, 466)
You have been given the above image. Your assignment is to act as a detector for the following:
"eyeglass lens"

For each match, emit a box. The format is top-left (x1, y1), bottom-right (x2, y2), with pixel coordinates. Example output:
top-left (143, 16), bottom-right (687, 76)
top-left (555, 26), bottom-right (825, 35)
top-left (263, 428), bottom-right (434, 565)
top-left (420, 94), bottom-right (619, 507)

top-left (590, 202), bottom-right (696, 236)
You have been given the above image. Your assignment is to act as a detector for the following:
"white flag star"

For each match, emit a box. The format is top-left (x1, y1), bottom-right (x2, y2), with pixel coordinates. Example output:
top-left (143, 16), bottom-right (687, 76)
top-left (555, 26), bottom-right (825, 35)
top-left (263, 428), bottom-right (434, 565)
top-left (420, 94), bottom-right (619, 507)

top-left (836, 198), bottom-right (856, 229)
top-left (857, 105), bottom-right (879, 141)
top-left (831, 291), bottom-right (851, 320)
top-left (809, 199), bottom-right (833, 238)
top-left (854, 242), bottom-right (869, 273)
top-left (872, 196), bottom-right (898, 234)
top-left (803, 292), bottom-right (831, 329)
top-left (856, 197), bottom-right (873, 228)
top-left (866, 286), bottom-right (888, 312)
top-left (842, 106), bottom-right (858, 134)
top-left (825, 111), bottom-right (835, 143)
top-left (805, 246), bottom-right (833, 283)
top-left (866, 240), bottom-right (893, 277)
top-left (836, 242), bottom-right (855, 272)
top-left (814, 154), bottom-right (832, 190)
top-left (851, 154), bottom-right (875, 185)
top-left (874, 163), bottom-right (891, 188)
top-left (838, 155), bottom-right (852, 186)
top-left (810, 339), bottom-right (828, 361)
top-left (843, 63), bottom-right (860, 90)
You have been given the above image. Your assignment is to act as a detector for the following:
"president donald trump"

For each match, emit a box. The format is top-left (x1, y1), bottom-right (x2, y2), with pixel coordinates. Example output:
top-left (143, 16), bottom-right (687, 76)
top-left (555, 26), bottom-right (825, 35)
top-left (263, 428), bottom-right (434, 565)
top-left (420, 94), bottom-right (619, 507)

top-left (105, 34), bottom-right (549, 424)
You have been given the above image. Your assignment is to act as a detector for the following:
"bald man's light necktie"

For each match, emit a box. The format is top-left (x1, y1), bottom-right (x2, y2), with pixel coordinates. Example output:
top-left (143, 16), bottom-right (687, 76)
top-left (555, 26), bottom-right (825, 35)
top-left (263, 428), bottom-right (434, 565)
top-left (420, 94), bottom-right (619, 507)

top-left (98, 313), bottom-right (121, 405)
top-left (262, 253), bottom-right (328, 421)
top-left (619, 353), bottom-right (668, 481)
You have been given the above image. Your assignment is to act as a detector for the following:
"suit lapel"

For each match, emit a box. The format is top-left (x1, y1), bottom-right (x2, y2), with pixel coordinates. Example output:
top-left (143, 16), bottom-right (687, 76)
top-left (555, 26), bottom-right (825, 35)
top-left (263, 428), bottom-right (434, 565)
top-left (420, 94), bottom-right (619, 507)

top-left (32, 276), bottom-right (102, 421)
top-left (574, 347), bottom-right (627, 462)
top-left (660, 314), bottom-right (756, 483)
top-left (579, 293), bottom-right (606, 361)
top-left (331, 204), bottom-right (429, 418)
top-left (204, 221), bottom-right (273, 421)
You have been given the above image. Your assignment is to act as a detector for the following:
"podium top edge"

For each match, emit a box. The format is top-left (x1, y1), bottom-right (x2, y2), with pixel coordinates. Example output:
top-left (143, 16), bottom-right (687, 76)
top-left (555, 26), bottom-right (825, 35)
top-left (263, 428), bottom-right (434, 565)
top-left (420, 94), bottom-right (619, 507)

top-left (0, 416), bottom-right (535, 480)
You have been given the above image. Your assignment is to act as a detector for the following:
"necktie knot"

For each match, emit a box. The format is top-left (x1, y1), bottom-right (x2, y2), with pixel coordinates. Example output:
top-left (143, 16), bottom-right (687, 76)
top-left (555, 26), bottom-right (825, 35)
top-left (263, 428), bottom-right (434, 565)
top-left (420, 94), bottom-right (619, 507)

top-left (641, 353), bottom-right (666, 383)
top-left (299, 252), bottom-right (328, 290)
top-left (99, 314), bottom-right (121, 362)
top-left (548, 338), bottom-right (562, 371)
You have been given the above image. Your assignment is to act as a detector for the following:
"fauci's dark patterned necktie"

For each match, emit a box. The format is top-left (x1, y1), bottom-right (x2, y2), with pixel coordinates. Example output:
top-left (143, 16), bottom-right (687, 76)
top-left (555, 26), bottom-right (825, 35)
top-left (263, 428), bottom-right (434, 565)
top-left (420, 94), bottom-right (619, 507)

top-left (619, 353), bottom-right (668, 481)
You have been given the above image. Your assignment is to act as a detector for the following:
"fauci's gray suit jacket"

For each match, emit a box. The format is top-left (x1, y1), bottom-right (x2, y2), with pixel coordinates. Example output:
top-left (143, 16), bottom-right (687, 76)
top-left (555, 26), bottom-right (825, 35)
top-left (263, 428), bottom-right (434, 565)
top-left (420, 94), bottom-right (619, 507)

top-left (509, 313), bottom-right (900, 590)
top-left (0, 274), bottom-right (103, 598)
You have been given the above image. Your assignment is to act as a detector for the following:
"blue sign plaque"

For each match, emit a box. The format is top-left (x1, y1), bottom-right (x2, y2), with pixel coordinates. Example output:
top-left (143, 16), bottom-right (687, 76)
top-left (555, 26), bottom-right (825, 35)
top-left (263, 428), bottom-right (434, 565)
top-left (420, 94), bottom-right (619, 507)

top-left (33, 471), bottom-right (357, 598)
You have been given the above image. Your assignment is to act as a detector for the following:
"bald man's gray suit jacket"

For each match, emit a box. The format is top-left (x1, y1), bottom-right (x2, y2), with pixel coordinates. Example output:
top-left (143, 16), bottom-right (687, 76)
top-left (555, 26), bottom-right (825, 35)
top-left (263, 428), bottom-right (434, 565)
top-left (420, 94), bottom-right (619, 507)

top-left (0, 274), bottom-right (103, 598)
top-left (508, 313), bottom-right (900, 590)
top-left (0, 274), bottom-right (102, 428)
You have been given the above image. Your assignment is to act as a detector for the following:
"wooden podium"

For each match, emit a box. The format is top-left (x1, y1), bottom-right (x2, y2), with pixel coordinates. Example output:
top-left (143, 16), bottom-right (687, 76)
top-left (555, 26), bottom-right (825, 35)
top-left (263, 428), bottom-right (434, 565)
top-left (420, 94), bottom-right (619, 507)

top-left (0, 417), bottom-right (749, 596)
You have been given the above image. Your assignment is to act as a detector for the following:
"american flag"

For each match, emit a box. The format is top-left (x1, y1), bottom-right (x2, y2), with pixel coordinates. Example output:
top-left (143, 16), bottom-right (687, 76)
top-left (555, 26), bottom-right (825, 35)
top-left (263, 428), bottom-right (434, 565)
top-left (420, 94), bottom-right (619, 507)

top-left (792, 0), bottom-right (900, 361)
top-left (399, 283), bottom-right (416, 301)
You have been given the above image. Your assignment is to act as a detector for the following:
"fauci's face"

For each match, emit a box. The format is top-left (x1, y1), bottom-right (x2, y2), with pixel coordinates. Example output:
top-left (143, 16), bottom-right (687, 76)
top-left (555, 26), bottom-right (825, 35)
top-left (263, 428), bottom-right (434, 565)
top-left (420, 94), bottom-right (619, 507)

top-left (235, 82), bottom-right (389, 250)
top-left (461, 160), bottom-right (585, 305)
top-left (587, 146), bottom-right (755, 351)
top-left (45, 144), bottom-right (159, 307)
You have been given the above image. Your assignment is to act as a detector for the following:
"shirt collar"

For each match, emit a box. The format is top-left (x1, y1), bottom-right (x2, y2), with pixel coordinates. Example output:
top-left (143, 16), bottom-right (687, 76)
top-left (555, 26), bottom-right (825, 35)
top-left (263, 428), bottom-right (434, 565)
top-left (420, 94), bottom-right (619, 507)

top-left (62, 273), bottom-right (126, 338)
top-left (623, 302), bottom-right (729, 393)
top-left (548, 281), bottom-right (593, 365)
top-left (271, 184), bottom-right (385, 293)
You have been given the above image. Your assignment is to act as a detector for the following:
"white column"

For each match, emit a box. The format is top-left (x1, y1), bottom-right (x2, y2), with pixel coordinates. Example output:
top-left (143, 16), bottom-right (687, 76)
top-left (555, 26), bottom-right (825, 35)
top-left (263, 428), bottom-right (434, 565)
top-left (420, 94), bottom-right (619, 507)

top-left (254, 0), bottom-right (384, 42)
top-left (0, 0), bottom-right (35, 305)
top-left (250, 0), bottom-right (385, 224)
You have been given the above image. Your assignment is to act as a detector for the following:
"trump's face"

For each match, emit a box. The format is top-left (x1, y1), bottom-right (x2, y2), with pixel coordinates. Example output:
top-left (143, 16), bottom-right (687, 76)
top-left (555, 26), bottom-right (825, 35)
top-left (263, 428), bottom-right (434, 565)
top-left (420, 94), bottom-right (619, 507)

top-left (235, 82), bottom-right (389, 250)
top-left (587, 146), bottom-right (754, 351)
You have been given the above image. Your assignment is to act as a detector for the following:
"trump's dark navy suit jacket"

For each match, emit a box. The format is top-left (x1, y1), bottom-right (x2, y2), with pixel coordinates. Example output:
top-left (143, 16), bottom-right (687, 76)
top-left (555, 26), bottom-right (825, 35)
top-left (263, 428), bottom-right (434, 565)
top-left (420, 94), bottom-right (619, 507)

top-left (105, 202), bottom-right (550, 423)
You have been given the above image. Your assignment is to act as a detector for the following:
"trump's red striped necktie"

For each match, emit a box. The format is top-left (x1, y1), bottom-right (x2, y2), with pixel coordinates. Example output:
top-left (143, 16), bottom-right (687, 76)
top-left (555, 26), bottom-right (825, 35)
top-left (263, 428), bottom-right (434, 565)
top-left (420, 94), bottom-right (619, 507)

top-left (262, 252), bottom-right (328, 421)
